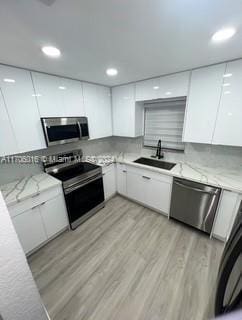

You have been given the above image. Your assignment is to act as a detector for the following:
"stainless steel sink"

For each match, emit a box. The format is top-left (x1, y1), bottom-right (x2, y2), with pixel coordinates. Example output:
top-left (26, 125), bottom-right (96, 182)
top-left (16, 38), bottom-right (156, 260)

top-left (133, 157), bottom-right (176, 170)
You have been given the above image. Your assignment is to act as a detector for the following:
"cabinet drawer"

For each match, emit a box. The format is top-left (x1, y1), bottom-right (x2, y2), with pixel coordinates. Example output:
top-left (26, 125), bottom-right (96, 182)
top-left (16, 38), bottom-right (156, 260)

top-left (8, 185), bottom-right (63, 218)
top-left (126, 165), bottom-right (172, 184)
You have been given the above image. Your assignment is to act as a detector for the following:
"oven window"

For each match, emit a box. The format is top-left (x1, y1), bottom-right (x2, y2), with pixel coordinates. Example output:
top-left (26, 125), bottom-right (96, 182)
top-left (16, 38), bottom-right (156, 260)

top-left (47, 124), bottom-right (80, 142)
top-left (65, 177), bottom-right (104, 225)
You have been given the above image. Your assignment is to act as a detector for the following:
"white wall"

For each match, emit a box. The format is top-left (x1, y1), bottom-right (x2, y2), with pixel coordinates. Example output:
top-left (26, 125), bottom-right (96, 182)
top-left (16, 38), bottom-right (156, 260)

top-left (0, 192), bottom-right (49, 320)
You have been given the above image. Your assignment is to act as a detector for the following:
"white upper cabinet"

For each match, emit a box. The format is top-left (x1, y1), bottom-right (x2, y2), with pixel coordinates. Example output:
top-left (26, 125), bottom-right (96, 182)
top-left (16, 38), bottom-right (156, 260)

top-left (0, 90), bottom-right (18, 156)
top-left (0, 65), bottom-right (45, 154)
top-left (83, 83), bottom-right (112, 139)
top-left (212, 60), bottom-right (242, 146)
top-left (135, 78), bottom-right (161, 101)
top-left (61, 78), bottom-right (85, 116)
top-left (112, 83), bottom-right (143, 137)
top-left (32, 72), bottom-right (85, 117)
top-left (183, 63), bottom-right (226, 144)
top-left (135, 71), bottom-right (190, 101)
top-left (31, 72), bottom-right (65, 117)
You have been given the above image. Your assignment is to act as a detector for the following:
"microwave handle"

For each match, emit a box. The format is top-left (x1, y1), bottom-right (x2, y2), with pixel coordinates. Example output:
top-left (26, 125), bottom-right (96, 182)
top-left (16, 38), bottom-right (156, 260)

top-left (77, 122), bottom-right (82, 138)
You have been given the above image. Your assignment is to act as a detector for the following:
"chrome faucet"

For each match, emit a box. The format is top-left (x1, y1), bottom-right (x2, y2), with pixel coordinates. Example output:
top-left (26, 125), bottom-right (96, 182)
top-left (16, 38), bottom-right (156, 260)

top-left (155, 139), bottom-right (164, 159)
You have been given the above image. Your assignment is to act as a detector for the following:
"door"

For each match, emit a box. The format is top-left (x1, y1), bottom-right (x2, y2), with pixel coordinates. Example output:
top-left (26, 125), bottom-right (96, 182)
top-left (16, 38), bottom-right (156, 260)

top-left (183, 63), bottom-right (226, 144)
top-left (116, 164), bottom-right (127, 195)
top-left (65, 176), bottom-right (104, 229)
top-left (61, 78), bottom-right (85, 116)
top-left (31, 72), bottom-right (65, 117)
top-left (103, 165), bottom-right (116, 200)
top-left (170, 178), bottom-right (221, 234)
top-left (83, 83), bottom-right (112, 139)
top-left (0, 66), bottom-right (46, 153)
top-left (12, 207), bottom-right (47, 254)
top-left (40, 195), bottom-right (68, 238)
top-left (146, 178), bottom-right (171, 215)
top-left (126, 171), bottom-right (146, 203)
top-left (112, 84), bottom-right (136, 137)
top-left (213, 60), bottom-right (242, 146)
top-left (0, 89), bottom-right (18, 156)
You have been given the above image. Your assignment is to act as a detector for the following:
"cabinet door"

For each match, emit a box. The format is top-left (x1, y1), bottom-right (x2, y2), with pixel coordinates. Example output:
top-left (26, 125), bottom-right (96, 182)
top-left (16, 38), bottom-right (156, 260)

top-left (103, 165), bottom-right (116, 200)
top-left (31, 72), bottom-right (65, 117)
top-left (159, 71), bottom-right (190, 98)
top-left (112, 84), bottom-right (136, 137)
top-left (213, 190), bottom-right (240, 241)
top-left (12, 207), bottom-right (47, 254)
top-left (213, 60), bottom-right (242, 146)
top-left (0, 66), bottom-right (46, 153)
top-left (183, 64), bottom-right (226, 144)
top-left (40, 195), bottom-right (68, 239)
top-left (126, 171), bottom-right (145, 203)
top-left (146, 179), bottom-right (171, 215)
top-left (61, 78), bottom-right (85, 116)
top-left (0, 89), bottom-right (18, 156)
top-left (116, 164), bottom-right (127, 196)
top-left (83, 83), bottom-right (112, 139)
top-left (135, 78), bottom-right (161, 101)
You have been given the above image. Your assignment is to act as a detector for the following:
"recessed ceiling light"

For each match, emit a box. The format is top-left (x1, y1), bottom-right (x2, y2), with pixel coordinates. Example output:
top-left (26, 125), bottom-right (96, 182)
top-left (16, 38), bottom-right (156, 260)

top-left (212, 28), bottom-right (236, 42)
top-left (3, 78), bottom-right (15, 83)
top-left (58, 86), bottom-right (66, 90)
top-left (106, 68), bottom-right (118, 76)
top-left (223, 73), bottom-right (232, 78)
top-left (165, 91), bottom-right (172, 95)
top-left (153, 86), bottom-right (159, 90)
top-left (42, 46), bottom-right (61, 57)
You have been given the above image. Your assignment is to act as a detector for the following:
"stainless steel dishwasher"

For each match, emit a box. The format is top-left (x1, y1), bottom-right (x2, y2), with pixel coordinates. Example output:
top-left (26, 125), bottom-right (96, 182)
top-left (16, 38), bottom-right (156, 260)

top-left (170, 178), bottom-right (221, 234)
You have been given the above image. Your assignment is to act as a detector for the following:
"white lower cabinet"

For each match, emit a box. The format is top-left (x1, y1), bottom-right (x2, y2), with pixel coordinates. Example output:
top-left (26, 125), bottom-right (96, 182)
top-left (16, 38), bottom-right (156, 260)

top-left (12, 206), bottom-right (47, 254)
top-left (126, 166), bottom-right (172, 215)
top-left (102, 164), bottom-right (116, 200)
top-left (10, 186), bottom-right (68, 255)
top-left (40, 195), bottom-right (68, 239)
top-left (212, 190), bottom-right (241, 241)
top-left (116, 163), bottom-right (127, 196)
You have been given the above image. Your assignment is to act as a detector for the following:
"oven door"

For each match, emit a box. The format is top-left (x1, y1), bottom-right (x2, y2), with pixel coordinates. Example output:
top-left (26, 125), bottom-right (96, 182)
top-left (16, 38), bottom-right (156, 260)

top-left (41, 117), bottom-right (89, 146)
top-left (64, 173), bottom-right (105, 229)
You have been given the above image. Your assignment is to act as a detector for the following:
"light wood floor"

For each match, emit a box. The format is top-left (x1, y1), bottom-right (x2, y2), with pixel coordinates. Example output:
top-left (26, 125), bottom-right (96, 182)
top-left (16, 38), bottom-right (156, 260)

top-left (28, 195), bottom-right (224, 320)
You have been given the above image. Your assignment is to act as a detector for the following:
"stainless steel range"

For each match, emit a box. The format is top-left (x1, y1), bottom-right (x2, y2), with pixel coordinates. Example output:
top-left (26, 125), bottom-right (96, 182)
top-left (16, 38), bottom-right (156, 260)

top-left (43, 150), bottom-right (105, 230)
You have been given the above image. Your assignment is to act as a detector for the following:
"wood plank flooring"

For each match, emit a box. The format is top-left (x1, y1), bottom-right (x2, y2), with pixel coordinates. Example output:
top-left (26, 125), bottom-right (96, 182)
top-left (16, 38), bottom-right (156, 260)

top-left (28, 195), bottom-right (224, 320)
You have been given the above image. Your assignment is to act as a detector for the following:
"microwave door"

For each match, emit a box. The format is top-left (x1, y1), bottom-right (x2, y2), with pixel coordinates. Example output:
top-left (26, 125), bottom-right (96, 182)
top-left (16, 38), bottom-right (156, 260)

top-left (78, 122), bottom-right (89, 139)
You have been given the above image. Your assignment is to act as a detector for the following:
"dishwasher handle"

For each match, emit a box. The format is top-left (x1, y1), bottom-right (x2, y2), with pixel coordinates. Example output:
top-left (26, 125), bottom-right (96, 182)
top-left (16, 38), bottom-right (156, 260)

top-left (174, 180), bottom-right (219, 196)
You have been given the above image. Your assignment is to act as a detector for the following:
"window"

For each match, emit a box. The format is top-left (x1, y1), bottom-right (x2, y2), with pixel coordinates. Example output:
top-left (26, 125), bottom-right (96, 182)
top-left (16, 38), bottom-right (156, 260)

top-left (144, 98), bottom-right (186, 151)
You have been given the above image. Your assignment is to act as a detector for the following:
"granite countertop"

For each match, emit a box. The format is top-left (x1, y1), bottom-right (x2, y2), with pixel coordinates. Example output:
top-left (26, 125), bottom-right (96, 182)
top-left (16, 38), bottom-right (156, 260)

top-left (0, 173), bottom-right (62, 207)
top-left (116, 153), bottom-right (242, 194)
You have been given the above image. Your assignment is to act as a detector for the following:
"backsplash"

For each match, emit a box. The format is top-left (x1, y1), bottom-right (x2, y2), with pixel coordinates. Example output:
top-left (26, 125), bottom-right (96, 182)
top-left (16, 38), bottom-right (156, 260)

top-left (0, 137), bottom-right (113, 185)
top-left (112, 137), bottom-right (242, 169)
top-left (0, 135), bottom-right (242, 185)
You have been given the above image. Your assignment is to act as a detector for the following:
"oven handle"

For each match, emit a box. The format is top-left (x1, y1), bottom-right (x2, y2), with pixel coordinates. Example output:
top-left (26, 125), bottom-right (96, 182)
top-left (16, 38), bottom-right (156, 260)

top-left (174, 180), bottom-right (219, 195)
top-left (77, 121), bottom-right (82, 138)
top-left (64, 173), bottom-right (102, 194)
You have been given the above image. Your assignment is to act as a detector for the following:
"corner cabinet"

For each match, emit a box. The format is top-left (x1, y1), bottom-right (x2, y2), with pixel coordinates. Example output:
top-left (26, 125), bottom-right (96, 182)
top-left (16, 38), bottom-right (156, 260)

top-left (112, 84), bottom-right (143, 137)
top-left (83, 83), bottom-right (112, 139)
top-left (183, 63), bottom-right (226, 144)
top-left (212, 60), bottom-right (242, 147)
top-left (0, 66), bottom-right (46, 155)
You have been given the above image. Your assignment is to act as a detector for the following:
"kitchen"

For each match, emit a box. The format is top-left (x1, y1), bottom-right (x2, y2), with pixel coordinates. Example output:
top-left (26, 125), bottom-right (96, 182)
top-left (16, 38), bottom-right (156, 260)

top-left (0, 1), bottom-right (241, 320)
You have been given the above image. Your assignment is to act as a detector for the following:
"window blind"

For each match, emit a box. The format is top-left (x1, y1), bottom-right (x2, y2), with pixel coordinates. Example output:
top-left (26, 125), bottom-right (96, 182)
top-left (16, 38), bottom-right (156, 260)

top-left (144, 98), bottom-right (186, 151)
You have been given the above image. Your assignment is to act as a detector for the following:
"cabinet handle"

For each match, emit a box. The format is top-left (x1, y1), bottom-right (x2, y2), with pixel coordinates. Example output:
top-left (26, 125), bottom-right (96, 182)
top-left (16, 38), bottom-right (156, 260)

top-left (31, 202), bottom-right (46, 210)
top-left (122, 170), bottom-right (127, 173)
top-left (102, 173), bottom-right (106, 176)
top-left (142, 175), bottom-right (151, 180)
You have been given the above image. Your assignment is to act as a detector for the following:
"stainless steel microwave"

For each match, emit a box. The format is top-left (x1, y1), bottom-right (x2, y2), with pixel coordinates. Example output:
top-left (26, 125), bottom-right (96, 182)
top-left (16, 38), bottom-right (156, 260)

top-left (41, 117), bottom-right (89, 147)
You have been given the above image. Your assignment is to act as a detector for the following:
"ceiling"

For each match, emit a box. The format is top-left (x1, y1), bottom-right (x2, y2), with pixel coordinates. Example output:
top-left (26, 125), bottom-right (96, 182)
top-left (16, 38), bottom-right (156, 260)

top-left (0, 0), bottom-right (242, 86)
